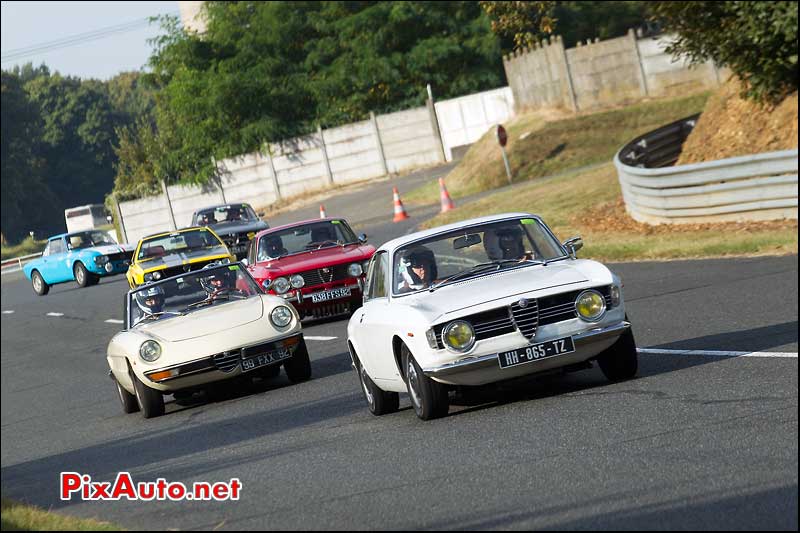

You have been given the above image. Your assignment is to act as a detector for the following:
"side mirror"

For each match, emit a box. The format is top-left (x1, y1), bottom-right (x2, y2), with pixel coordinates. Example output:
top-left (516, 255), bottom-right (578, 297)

top-left (562, 236), bottom-right (583, 259)
top-left (358, 233), bottom-right (368, 244)
top-left (241, 258), bottom-right (249, 267)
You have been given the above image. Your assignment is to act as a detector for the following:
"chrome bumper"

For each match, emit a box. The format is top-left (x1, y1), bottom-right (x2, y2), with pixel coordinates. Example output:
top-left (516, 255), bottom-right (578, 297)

top-left (424, 321), bottom-right (630, 379)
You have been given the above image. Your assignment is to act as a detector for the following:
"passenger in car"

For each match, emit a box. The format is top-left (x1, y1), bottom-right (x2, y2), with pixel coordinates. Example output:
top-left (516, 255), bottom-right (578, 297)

top-left (484, 226), bottom-right (530, 261)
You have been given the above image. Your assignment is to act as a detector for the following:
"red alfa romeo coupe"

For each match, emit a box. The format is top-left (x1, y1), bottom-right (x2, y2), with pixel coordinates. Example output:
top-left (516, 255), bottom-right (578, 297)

top-left (245, 218), bottom-right (376, 319)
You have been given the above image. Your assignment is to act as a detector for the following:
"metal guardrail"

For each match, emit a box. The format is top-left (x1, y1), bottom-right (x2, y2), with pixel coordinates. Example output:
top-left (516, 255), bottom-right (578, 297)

top-left (614, 115), bottom-right (799, 224)
top-left (0, 252), bottom-right (42, 275)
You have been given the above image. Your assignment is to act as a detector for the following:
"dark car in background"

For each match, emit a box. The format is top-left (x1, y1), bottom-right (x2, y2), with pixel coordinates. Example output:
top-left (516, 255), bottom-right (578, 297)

top-left (192, 203), bottom-right (269, 260)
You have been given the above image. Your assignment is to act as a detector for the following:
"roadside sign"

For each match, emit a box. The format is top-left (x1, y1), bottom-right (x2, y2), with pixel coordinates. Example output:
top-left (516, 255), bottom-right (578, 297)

top-left (496, 124), bottom-right (508, 147)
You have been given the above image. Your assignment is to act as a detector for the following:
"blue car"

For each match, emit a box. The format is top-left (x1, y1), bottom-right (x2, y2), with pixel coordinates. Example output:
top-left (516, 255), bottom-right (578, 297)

top-left (23, 230), bottom-right (135, 296)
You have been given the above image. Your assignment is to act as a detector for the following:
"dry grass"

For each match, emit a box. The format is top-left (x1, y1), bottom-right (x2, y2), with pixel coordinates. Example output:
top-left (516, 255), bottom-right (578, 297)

top-left (1, 498), bottom-right (121, 531)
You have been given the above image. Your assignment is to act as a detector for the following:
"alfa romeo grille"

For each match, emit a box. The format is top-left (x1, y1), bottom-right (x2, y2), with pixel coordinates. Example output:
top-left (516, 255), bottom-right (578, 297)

top-left (213, 350), bottom-right (241, 373)
top-left (298, 264), bottom-right (350, 287)
top-left (510, 299), bottom-right (540, 340)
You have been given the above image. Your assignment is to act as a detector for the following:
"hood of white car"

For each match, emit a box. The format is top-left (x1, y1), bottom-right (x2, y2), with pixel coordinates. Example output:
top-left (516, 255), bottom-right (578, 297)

top-left (92, 244), bottom-right (133, 256)
top-left (397, 261), bottom-right (595, 322)
top-left (137, 296), bottom-right (264, 342)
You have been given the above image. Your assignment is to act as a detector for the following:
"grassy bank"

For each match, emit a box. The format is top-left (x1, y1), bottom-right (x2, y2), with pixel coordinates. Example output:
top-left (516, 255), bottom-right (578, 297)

top-left (1, 237), bottom-right (47, 261)
top-left (421, 164), bottom-right (797, 262)
top-left (405, 93), bottom-right (710, 205)
top-left (1, 498), bottom-right (121, 531)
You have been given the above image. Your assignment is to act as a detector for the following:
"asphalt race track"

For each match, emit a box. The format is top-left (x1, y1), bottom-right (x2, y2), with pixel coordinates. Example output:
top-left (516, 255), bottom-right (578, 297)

top-left (1, 168), bottom-right (797, 530)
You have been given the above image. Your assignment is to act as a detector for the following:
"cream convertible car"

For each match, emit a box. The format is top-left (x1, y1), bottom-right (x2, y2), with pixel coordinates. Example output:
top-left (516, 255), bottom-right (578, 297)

top-left (107, 263), bottom-right (310, 418)
top-left (347, 213), bottom-right (638, 420)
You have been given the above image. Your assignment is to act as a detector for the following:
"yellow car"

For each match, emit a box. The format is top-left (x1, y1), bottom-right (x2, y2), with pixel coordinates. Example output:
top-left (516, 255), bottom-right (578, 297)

top-left (126, 227), bottom-right (236, 289)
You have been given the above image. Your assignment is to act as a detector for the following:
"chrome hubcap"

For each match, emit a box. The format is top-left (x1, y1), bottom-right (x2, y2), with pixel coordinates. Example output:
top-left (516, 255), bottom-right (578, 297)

top-left (33, 276), bottom-right (41, 291)
top-left (360, 365), bottom-right (374, 407)
top-left (76, 267), bottom-right (84, 284)
top-left (407, 358), bottom-right (421, 410)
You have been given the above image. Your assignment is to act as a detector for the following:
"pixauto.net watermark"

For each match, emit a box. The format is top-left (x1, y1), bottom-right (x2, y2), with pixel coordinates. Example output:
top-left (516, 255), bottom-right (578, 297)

top-left (60, 472), bottom-right (242, 501)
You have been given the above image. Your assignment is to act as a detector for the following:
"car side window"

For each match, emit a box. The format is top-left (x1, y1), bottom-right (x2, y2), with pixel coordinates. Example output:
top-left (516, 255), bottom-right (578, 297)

top-left (42, 241), bottom-right (51, 257)
top-left (49, 239), bottom-right (64, 254)
top-left (366, 252), bottom-right (388, 300)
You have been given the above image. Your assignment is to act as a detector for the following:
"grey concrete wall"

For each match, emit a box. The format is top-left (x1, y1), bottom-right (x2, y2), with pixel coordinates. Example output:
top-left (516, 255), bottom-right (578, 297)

top-left (377, 107), bottom-right (441, 173)
top-left (505, 31), bottom-right (723, 112)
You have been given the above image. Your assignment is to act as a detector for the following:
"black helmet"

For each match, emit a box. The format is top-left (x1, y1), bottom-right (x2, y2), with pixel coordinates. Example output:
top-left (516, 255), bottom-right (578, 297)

top-left (485, 225), bottom-right (525, 260)
top-left (135, 284), bottom-right (165, 315)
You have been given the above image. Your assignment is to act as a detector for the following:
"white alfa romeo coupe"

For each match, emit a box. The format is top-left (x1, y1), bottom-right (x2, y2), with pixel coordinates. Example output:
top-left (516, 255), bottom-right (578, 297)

top-left (107, 263), bottom-right (310, 418)
top-left (347, 213), bottom-right (637, 420)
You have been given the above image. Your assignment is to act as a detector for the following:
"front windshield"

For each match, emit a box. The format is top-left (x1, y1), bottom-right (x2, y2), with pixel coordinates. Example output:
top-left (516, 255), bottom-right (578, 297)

top-left (195, 204), bottom-right (258, 225)
top-left (129, 264), bottom-right (261, 327)
top-left (137, 229), bottom-right (224, 261)
top-left (256, 220), bottom-right (358, 261)
top-left (392, 218), bottom-right (565, 295)
top-left (67, 231), bottom-right (115, 249)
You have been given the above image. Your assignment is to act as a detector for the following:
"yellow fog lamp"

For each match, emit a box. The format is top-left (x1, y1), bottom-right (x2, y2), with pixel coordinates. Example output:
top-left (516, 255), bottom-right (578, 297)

top-left (575, 290), bottom-right (606, 322)
top-left (442, 320), bottom-right (475, 352)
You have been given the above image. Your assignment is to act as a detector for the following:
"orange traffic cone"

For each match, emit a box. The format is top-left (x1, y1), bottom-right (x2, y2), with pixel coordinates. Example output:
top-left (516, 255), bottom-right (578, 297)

top-left (439, 178), bottom-right (455, 213)
top-left (319, 204), bottom-right (328, 218)
top-left (392, 187), bottom-right (410, 222)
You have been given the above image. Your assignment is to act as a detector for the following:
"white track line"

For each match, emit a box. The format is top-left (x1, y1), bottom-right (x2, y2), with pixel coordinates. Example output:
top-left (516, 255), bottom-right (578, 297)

top-left (104, 319), bottom-right (124, 324)
top-left (46, 312), bottom-right (64, 317)
top-left (305, 336), bottom-right (337, 341)
top-left (638, 348), bottom-right (797, 359)
top-left (2, 310), bottom-right (14, 314)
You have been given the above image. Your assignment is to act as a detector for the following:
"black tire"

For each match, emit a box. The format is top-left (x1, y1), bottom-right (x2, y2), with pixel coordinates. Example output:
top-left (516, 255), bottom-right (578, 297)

top-left (132, 373), bottom-right (165, 418)
top-left (115, 377), bottom-right (139, 414)
top-left (31, 270), bottom-right (49, 296)
top-left (597, 327), bottom-right (639, 382)
top-left (260, 364), bottom-right (281, 379)
top-left (351, 347), bottom-right (399, 416)
top-left (401, 344), bottom-right (449, 420)
top-left (284, 338), bottom-right (311, 383)
top-left (74, 262), bottom-right (98, 288)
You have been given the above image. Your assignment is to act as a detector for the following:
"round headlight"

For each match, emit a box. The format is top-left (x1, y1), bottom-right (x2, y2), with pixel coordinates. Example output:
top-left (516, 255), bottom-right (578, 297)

top-left (94, 255), bottom-right (109, 265)
top-left (576, 290), bottom-right (606, 321)
top-left (348, 263), bottom-right (363, 277)
top-left (290, 274), bottom-right (305, 289)
top-left (152, 271), bottom-right (162, 281)
top-left (270, 305), bottom-right (293, 327)
top-left (610, 284), bottom-right (621, 307)
top-left (442, 320), bottom-right (475, 352)
top-left (104, 263), bottom-right (114, 273)
top-left (139, 340), bottom-right (162, 362)
top-left (272, 277), bottom-right (290, 294)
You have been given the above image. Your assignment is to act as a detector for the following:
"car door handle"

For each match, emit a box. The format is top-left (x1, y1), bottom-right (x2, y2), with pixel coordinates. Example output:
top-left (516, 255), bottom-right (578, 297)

top-left (359, 313), bottom-right (365, 323)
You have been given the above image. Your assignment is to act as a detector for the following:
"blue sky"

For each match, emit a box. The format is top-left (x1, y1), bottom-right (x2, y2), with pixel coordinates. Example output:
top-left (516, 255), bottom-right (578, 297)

top-left (1, 1), bottom-right (180, 80)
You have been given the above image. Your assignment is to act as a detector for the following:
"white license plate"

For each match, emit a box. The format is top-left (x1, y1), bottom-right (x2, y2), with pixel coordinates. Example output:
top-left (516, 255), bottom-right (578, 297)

top-left (241, 348), bottom-right (291, 372)
top-left (311, 287), bottom-right (351, 303)
top-left (498, 336), bottom-right (575, 369)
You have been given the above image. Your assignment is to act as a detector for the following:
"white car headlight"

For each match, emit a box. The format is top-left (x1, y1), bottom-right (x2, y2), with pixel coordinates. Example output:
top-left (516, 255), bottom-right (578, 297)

top-left (272, 277), bottom-right (290, 294)
top-left (610, 284), bottom-right (621, 307)
top-left (576, 290), bottom-right (606, 321)
top-left (290, 274), bottom-right (305, 289)
top-left (94, 255), bottom-right (109, 265)
top-left (139, 340), bottom-right (162, 362)
top-left (348, 263), bottom-right (363, 277)
top-left (270, 305), bottom-right (293, 327)
top-left (425, 328), bottom-right (438, 349)
top-left (442, 320), bottom-right (475, 352)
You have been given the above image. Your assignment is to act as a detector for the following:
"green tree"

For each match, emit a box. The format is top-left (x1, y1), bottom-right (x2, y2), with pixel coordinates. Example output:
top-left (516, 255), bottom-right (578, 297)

top-left (479, 1), bottom-right (557, 51)
top-left (554, 2), bottom-right (648, 48)
top-left (1, 72), bottom-right (57, 242)
top-left (649, 1), bottom-right (798, 103)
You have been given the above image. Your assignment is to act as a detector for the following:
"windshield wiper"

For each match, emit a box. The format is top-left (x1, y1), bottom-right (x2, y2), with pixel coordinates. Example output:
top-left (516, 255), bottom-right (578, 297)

top-left (428, 259), bottom-right (545, 292)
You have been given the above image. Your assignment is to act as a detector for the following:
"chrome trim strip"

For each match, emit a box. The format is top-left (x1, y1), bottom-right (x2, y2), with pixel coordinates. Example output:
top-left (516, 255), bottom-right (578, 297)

top-left (423, 321), bottom-right (630, 377)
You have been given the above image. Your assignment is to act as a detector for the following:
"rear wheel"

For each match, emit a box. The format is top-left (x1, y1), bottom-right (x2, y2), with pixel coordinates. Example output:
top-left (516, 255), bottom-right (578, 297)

top-left (351, 348), bottom-right (399, 416)
top-left (402, 345), bottom-right (449, 420)
top-left (597, 327), bottom-right (638, 382)
top-left (133, 373), bottom-right (165, 418)
top-left (31, 270), bottom-right (49, 296)
top-left (284, 338), bottom-right (311, 383)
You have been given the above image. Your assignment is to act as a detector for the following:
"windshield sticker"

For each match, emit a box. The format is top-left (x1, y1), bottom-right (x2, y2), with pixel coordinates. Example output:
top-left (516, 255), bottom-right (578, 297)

top-left (521, 219), bottom-right (536, 225)
top-left (331, 220), bottom-right (341, 224)
top-left (228, 265), bottom-right (240, 271)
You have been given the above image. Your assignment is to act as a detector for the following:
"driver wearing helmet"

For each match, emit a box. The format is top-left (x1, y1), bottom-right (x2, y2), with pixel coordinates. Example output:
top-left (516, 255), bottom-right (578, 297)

top-left (484, 225), bottom-right (529, 261)
top-left (200, 269), bottom-right (234, 297)
top-left (259, 235), bottom-right (287, 261)
top-left (397, 247), bottom-right (437, 293)
top-left (135, 285), bottom-right (166, 319)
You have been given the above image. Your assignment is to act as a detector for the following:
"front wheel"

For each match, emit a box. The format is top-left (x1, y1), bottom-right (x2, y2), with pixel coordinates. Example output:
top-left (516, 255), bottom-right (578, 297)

top-left (31, 270), bottom-right (49, 296)
top-left (596, 327), bottom-right (638, 382)
top-left (352, 348), bottom-right (398, 416)
top-left (74, 262), bottom-right (98, 288)
top-left (115, 377), bottom-right (139, 414)
top-left (133, 373), bottom-right (165, 418)
top-left (284, 338), bottom-right (311, 383)
top-left (402, 345), bottom-right (449, 420)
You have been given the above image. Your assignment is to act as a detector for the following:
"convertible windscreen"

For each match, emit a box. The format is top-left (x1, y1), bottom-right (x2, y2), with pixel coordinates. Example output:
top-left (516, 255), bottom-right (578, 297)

top-left (137, 229), bottom-right (225, 260)
top-left (256, 220), bottom-right (358, 261)
top-left (129, 264), bottom-right (261, 326)
top-left (392, 218), bottom-right (566, 295)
